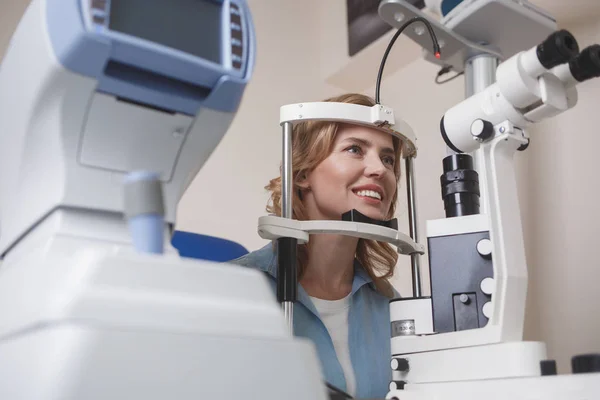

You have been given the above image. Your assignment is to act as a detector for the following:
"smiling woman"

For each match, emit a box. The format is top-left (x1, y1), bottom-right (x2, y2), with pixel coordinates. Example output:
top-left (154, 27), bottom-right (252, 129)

top-left (301, 126), bottom-right (398, 222)
top-left (265, 93), bottom-right (404, 298)
top-left (230, 93), bottom-right (405, 399)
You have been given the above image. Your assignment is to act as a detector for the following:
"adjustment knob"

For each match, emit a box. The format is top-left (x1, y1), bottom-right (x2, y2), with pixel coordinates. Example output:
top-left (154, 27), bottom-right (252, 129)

top-left (391, 357), bottom-right (410, 372)
top-left (482, 301), bottom-right (493, 319)
top-left (477, 238), bottom-right (492, 259)
top-left (480, 277), bottom-right (495, 295)
top-left (572, 354), bottom-right (600, 374)
top-left (540, 359), bottom-right (558, 376)
top-left (470, 119), bottom-right (494, 141)
top-left (388, 380), bottom-right (406, 391)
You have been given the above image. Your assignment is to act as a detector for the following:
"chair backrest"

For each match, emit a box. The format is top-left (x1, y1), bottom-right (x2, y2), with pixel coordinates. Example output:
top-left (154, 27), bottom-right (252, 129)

top-left (171, 230), bottom-right (248, 262)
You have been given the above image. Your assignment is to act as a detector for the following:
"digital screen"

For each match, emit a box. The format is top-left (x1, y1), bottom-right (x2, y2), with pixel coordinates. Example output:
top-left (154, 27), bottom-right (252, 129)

top-left (109, 0), bottom-right (223, 64)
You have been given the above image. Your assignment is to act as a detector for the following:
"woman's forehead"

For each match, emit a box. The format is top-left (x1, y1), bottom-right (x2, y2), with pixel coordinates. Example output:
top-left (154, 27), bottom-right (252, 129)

top-left (336, 124), bottom-right (394, 146)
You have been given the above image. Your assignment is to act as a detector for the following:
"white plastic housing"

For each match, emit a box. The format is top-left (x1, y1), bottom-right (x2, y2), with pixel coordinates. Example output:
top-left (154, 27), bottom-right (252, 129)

top-left (442, 83), bottom-right (528, 153)
top-left (393, 128), bottom-right (530, 355)
top-left (390, 298), bottom-right (434, 335)
top-left (441, 33), bottom-right (586, 154)
top-left (426, 213), bottom-right (489, 239)
top-left (496, 47), bottom-right (544, 107)
top-left (442, 69), bottom-right (577, 153)
top-left (379, 0), bottom-right (556, 74)
top-left (551, 62), bottom-right (580, 88)
top-left (0, 213), bottom-right (328, 400)
top-left (441, 0), bottom-right (556, 52)
top-left (386, 370), bottom-right (600, 400)
top-left (0, 0), bottom-right (235, 255)
top-left (391, 341), bottom-right (546, 384)
top-left (280, 102), bottom-right (419, 158)
top-left (258, 215), bottom-right (425, 255)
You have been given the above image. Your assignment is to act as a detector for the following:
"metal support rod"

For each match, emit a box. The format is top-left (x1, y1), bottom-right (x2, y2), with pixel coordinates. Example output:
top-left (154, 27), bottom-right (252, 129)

top-left (282, 122), bottom-right (293, 219)
top-left (465, 53), bottom-right (498, 97)
top-left (283, 301), bottom-right (294, 333)
top-left (464, 53), bottom-right (499, 215)
top-left (280, 122), bottom-right (295, 330)
top-left (405, 156), bottom-right (422, 298)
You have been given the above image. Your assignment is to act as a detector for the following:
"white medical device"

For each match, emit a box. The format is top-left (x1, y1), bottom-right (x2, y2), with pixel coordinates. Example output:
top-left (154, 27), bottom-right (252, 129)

top-left (373, 1), bottom-right (600, 399)
top-left (0, 1), bottom-right (328, 399)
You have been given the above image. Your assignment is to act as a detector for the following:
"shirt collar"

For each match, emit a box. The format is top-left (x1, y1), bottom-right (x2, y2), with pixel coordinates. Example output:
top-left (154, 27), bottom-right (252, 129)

top-left (259, 243), bottom-right (376, 316)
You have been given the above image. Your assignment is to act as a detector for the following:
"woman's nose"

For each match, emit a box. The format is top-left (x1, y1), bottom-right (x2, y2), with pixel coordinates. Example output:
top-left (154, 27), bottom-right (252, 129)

top-left (364, 153), bottom-right (386, 177)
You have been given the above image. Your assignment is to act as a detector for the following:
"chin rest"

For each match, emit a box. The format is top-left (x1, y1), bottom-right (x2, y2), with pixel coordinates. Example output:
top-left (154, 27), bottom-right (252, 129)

top-left (341, 209), bottom-right (398, 230)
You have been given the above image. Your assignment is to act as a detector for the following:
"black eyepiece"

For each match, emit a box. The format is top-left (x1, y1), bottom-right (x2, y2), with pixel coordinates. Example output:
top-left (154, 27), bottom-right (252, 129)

top-left (440, 154), bottom-right (480, 218)
top-left (536, 29), bottom-right (579, 69)
top-left (569, 44), bottom-right (600, 82)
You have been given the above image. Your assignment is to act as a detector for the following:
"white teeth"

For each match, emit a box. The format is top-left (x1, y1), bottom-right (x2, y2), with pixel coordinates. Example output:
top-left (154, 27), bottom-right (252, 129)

top-left (356, 190), bottom-right (382, 200)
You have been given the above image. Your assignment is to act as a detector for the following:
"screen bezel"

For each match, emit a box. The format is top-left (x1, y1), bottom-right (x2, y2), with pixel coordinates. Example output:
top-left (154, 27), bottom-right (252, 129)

top-left (80, 0), bottom-right (246, 77)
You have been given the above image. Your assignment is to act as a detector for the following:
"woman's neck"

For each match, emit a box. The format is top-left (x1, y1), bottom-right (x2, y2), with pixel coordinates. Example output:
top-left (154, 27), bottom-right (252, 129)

top-left (300, 234), bottom-right (358, 300)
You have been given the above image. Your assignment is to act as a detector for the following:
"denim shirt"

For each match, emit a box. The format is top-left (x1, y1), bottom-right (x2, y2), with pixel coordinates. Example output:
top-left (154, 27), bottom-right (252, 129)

top-left (230, 243), bottom-right (395, 399)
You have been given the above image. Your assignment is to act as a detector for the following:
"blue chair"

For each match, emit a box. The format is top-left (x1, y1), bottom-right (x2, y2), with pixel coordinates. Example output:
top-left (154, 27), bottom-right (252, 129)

top-left (171, 230), bottom-right (249, 262)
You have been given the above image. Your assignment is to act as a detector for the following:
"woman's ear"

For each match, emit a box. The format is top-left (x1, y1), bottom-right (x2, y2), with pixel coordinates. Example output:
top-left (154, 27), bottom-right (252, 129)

top-left (295, 171), bottom-right (310, 190)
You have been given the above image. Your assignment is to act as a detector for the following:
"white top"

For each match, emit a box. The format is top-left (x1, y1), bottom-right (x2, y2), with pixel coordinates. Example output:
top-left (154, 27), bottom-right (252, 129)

top-left (309, 294), bottom-right (356, 396)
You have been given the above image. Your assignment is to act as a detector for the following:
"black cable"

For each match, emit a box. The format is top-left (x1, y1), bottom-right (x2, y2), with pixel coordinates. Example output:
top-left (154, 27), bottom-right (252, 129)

top-left (435, 71), bottom-right (463, 84)
top-left (375, 16), bottom-right (441, 104)
top-left (435, 65), bottom-right (464, 84)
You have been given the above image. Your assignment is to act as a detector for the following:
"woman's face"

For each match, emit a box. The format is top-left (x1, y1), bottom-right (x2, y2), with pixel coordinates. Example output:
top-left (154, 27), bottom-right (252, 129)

top-left (302, 124), bottom-right (398, 222)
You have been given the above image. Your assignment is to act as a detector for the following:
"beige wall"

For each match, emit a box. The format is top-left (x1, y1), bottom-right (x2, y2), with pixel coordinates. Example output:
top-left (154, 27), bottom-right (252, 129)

top-left (0, 0), bottom-right (29, 59)
top-left (521, 15), bottom-right (600, 372)
top-left (176, 0), bottom-right (333, 251)
top-left (363, 58), bottom-right (465, 296)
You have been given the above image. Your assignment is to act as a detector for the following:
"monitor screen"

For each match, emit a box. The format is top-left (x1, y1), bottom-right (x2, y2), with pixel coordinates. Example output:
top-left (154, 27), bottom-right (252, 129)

top-left (109, 0), bottom-right (222, 64)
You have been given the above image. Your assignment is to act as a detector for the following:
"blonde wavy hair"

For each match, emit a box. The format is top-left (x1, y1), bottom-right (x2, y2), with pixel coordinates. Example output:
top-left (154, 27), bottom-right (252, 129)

top-left (266, 93), bottom-right (404, 298)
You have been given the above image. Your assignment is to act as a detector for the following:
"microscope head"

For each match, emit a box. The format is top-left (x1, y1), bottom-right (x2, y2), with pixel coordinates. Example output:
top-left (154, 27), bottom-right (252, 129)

top-left (440, 29), bottom-right (600, 154)
top-left (0, 0), bottom-right (255, 256)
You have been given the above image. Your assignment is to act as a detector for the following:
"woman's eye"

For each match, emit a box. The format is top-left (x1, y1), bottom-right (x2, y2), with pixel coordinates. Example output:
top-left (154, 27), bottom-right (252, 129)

top-left (346, 145), bottom-right (362, 155)
top-left (382, 156), bottom-right (395, 166)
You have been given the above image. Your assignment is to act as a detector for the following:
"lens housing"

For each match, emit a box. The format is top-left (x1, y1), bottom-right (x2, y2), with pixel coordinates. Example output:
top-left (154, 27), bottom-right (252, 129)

top-left (569, 44), bottom-right (600, 82)
top-left (441, 154), bottom-right (480, 218)
top-left (537, 29), bottom-right (579, 69)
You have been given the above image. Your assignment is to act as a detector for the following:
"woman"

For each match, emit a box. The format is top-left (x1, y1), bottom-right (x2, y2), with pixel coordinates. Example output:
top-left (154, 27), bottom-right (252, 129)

top-left (231, 93), bottom-right (403, 399)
